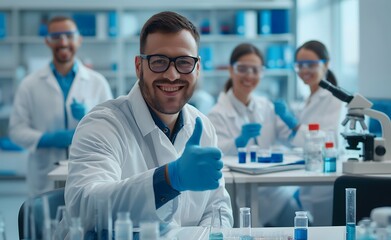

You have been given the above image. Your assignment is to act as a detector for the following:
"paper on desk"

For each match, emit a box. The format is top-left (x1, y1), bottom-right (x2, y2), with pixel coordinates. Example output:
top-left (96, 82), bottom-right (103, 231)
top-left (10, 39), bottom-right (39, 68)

top-left (224, 155), bottom-right (304, 175)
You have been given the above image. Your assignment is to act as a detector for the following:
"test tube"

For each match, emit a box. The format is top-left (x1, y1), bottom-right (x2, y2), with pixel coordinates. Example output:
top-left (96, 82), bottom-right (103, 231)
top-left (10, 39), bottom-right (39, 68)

top-left (239, 207), bottom-right (252, 239)
top-left (346, 188), bottom-right (356, 240)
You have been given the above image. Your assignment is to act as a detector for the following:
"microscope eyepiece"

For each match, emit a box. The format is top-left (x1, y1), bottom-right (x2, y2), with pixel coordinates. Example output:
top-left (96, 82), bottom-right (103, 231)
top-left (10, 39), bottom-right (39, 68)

top-left (319, 79), bottom-right (354, 103)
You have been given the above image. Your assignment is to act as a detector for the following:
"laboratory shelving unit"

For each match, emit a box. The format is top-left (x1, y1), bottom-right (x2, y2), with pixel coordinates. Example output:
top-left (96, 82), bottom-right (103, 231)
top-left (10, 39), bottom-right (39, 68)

top-left (0, 0), bottom-right (297, 135)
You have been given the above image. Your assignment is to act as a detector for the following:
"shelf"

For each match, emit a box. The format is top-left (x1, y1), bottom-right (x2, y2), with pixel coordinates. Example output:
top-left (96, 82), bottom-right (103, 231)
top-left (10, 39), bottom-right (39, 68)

top-left (0, 0), bottom-right (297, 100)
top-left (17, 36), bottom-right (119, 44)
top-left (0, 105), bottom-right (12, 119)
top-left (0, 0), bottom-right (293, 10)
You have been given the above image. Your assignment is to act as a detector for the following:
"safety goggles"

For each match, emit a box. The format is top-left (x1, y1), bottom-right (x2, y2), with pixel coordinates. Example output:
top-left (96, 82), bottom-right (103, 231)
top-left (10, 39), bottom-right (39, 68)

top-left (140, 54), bottom-right (199, 74)
top-left (233, 62), bottom-right (265, 77)
top-left (294, 60), bottom-right (326, 73)
top-left (46, 31), bottom-right (80, 43)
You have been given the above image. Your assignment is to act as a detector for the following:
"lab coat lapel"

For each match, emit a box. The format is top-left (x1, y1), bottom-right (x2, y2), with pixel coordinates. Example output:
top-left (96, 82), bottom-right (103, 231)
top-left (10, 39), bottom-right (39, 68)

top-left (39, 64), bottom-right (63, 95)
top-left (129, 82), bottom-right (181, 168)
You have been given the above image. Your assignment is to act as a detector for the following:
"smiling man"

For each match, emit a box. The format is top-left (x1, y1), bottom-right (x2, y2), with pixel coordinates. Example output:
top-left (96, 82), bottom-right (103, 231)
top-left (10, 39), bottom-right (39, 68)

top-left (9, 16), bottom-right (112, 196)
top-left (64, 11), bottom-right (233, 236)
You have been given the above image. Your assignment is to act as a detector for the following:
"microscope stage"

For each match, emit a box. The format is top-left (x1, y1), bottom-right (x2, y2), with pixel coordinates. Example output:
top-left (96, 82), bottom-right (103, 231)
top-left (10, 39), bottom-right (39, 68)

top-left (343, 161), bottom-right (391, 174)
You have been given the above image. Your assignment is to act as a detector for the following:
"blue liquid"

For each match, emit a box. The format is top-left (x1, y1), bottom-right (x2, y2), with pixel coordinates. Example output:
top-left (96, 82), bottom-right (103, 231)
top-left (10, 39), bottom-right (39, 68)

top-left (324, 157), bottom-right (336, 172)
top-left (250, 151), bottom-right (256, 162)
top-left (346, 223), bottom-right (356, 240)
top-left (240, 235), bottom-right (253, 240)
top-left (209, 232), bottom-right (223, 240)
top-left (238, 152), bottom-right (246, 163)
top-left (294, 228), bottom-right (307, 240)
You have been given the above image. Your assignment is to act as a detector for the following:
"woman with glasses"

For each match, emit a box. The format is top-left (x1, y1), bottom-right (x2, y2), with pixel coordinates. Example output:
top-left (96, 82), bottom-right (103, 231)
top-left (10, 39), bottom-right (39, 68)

top-left (291, 40), bottom-right (343, 226)
top-left (208, 43), bottom-right (300, 227)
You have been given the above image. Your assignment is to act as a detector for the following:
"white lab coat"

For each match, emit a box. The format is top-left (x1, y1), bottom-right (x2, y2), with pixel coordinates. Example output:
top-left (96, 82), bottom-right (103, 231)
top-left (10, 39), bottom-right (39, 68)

top-left (9, 61), bottom-right (113, 196)
top-left (293, 87), bottom-right (343, 226)
top-left (207, 90), bottom-right (298, 226)
top-left (64, 82), bottom-right (233, 234)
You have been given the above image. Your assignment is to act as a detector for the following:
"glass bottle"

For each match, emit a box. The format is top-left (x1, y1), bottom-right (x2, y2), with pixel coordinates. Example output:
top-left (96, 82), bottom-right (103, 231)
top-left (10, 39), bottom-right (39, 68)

top-left (140, 221), bottom-right (159, 240)
top-left (209, 204), bottom-right (223, 240)
top-left (115, 212), bottom-right (133, 240)
top-left (239, 207), bottom-right (253, 240)
top-left (323, 141), bottom-right (337, 173)
top-left (304, 123), bottom-right (324, 172)
top-left (294, 211), bottom-right (308, 240)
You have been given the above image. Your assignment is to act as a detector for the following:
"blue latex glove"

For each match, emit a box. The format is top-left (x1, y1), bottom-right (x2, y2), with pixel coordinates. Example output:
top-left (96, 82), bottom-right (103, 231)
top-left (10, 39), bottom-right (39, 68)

top-left (167, 117), bottom-right (223, 191)
top-left (235, 123), bottom-right (262, 148)
top-left (37, 129), bottom-right (75, 148)
top-left (273, 100), bottom-right (298, 130)
top-left (71, 98), bottom-right (86, 121)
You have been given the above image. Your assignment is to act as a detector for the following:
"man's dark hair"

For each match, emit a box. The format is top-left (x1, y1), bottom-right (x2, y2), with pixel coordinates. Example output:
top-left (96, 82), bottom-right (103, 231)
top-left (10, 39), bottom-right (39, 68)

top-left (47, 16), bottom-right (77, 31)
top-left (139, 11), bottom-right (200, 54)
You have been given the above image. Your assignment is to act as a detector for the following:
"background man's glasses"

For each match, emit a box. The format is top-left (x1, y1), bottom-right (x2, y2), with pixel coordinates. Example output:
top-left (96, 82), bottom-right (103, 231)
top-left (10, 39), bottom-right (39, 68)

top-left (233, 62), bottom-right (264, 76)
top-left (294, 60), bottom-right (325, 73)
top-left (46, 31), bottom-right (80, 43)
top-left (140, 54), bottom-right (199, 74)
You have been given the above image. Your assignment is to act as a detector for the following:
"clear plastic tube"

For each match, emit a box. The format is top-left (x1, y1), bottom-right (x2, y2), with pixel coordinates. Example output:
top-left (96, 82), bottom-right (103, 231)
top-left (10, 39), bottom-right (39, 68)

top-left (346, 188), bottom-right (356, 240)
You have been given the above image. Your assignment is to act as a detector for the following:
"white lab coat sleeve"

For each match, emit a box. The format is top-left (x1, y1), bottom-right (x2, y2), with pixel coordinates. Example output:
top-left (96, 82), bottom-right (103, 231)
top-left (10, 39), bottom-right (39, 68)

top-left (96, 74), bottom-right (113, 102)
top-left (207, 111), bottom-right (238, 156)
top-left (197, 176), bottom-right (233, 228)
top-left (198, 118), bottom-right (234, 227)
top-left (65, 109), bottom-right (173, 231)
top-left (9, 81), bottom-right (43, 152)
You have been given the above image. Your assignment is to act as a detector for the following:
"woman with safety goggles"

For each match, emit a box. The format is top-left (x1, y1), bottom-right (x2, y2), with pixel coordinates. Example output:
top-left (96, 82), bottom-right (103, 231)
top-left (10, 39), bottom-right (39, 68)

top-left (290, 40), bottom-right (343, 226)
top-left (208, 43), bottom-right (300, 227)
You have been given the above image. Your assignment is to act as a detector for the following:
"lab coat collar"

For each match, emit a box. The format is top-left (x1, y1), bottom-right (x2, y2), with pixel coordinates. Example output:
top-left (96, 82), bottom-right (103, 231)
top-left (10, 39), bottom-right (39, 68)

top-left (226, 89), bottom-right (256, 116)
top-left (37, 59), bottom-right (89, 83)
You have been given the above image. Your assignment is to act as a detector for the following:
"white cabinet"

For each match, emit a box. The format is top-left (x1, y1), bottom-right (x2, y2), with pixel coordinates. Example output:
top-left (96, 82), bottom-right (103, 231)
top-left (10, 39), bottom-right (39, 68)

top-left (0, 0), bottom-right (296, 125)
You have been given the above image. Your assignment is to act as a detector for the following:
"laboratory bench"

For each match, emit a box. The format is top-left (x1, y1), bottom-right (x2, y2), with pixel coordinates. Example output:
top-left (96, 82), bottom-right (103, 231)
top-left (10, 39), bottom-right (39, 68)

top-left (48, 157), bottom-right (344, 227)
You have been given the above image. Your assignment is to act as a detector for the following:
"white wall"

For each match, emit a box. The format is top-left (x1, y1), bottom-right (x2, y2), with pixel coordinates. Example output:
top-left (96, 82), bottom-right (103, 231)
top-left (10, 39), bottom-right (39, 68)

top-left (359, 0), bottom-right (391, 99)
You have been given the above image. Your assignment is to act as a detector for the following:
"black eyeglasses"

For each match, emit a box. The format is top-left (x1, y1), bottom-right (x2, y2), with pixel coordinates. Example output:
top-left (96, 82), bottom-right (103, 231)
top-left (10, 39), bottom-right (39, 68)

top-left (140, 54), bottom-right (199, 74)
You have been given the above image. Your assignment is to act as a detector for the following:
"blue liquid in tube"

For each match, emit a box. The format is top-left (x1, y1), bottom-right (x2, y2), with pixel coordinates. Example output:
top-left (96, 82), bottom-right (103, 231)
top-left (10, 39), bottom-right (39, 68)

top-left (209, 232), bottom-right (223, 240)
top-left (294, 228), bottom-right (308, 240)
top-left (238, 151), bottom-right (246, 163)
top-left (240, 235), bottom-right (253, 240)
top-left (324, 157), bottom-right (337, 172)
top-left (346, 222), bottom-right (356, 240)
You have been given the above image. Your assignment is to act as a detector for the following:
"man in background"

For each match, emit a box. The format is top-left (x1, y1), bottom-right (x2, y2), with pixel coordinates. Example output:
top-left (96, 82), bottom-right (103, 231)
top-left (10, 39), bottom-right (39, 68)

top-left (9, 16), bottom-right (113, 196)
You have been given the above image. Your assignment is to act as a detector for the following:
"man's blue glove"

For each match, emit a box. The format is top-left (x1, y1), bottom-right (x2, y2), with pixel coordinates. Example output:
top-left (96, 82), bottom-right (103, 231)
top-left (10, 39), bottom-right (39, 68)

top-left (167, 117), bottom-right (223, 191)
top-left (235, 123), bottom-right (262, 148)
top-left (273, 100), bottom-right (298, 130)
top-left (37, 129), bottom-right (75, 148)
top-left (71, 98), bottom-right (86, 121)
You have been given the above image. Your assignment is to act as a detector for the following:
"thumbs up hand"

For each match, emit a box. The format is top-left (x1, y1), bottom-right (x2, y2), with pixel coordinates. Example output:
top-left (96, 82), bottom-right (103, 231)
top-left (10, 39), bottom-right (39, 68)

top-left (167, 117), bottom-right (223, 191)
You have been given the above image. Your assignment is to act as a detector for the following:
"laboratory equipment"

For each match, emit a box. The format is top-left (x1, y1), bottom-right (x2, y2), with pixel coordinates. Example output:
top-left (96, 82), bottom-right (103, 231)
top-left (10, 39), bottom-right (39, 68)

top-left (319, 80), bottom-right (391, 173)
top-left (209, 204), bottom-right (223, 240)
top-left (0, 213), bottom-right (6, 240)
top-left (249, 145), bottom-right (258, 162)
top-left (356, 218), bottom-right (376, 240)
top-left (140, 221), bottom-right (159, 240)
top-left (115, 212), bottom-right (133, 240)
top-left (303, 123), bottom-right (324, 172)
top-left (238, 147), bottom-right (247, 164)
top-left (323, 142), bottom-right (337, 173)
top-left (346, 188), bottom-right (356, 240)
top-left (239, 207), bottom-right (253, 240)
top-left (69, 217), bottom-right (84, 240)
top-left (294, 211), bottom-right (308, 240)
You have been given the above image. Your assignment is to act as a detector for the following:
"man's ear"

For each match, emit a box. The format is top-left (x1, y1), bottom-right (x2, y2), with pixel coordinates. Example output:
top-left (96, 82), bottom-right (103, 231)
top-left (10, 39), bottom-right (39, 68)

top-left (135, 55), bottom-right (142, 79)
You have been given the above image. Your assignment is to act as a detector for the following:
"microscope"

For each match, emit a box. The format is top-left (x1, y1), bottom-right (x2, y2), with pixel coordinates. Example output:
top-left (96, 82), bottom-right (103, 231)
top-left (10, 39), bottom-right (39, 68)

top-left (319, 80), bottom-right (391, 173)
